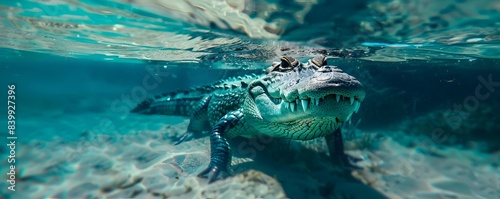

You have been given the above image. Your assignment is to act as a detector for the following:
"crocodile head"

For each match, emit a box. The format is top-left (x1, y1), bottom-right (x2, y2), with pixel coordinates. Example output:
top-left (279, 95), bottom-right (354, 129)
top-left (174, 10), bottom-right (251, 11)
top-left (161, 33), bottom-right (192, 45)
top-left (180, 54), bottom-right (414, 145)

top-left (245, 56), bottom-right (366, 140)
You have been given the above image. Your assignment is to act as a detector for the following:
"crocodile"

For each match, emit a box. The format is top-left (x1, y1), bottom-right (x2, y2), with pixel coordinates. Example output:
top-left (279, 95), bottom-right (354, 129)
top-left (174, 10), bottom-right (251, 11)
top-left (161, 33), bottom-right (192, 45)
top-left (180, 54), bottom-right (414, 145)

top-left (131, 56), bottom-right (366, 182)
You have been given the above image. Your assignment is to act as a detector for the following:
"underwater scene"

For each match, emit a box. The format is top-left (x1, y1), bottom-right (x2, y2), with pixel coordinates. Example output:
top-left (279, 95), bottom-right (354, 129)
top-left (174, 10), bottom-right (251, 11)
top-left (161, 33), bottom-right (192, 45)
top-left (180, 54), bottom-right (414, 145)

top-left (1, 0), bottom-right (500, 198)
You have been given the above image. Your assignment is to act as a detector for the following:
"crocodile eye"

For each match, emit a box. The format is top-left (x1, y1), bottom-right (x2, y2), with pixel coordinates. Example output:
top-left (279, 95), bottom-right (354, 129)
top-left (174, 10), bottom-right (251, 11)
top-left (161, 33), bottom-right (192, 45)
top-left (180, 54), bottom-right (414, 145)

top-left (265, 57), bottom-right (300, 74)
top-left (280, 57), bottom-right (298, 70)
top-left (265, 62), bottom-right (281, 74)
top-left (311, 55), bottom-right (327, 69)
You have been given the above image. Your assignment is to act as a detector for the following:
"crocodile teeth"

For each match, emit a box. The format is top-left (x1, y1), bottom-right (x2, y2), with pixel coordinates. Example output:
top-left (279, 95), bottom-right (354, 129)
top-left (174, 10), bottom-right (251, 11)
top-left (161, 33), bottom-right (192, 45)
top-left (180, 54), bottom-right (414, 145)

top-left (350, 97), bottom-right (354, 105)
top-left (336, 95), bottom-right (340, 102)
top-left (354, 101), bottom-right (361, 113)
top-left (346, 112), bottom-right (353, 121)
top-left (284, 101), bottom-right (290, 110)
top-left (301, 99), bottom-right (308, 111)
top-left (290, 102), bottom-right (296, 112)
top-left (312, 98), bottom-right (319, 106)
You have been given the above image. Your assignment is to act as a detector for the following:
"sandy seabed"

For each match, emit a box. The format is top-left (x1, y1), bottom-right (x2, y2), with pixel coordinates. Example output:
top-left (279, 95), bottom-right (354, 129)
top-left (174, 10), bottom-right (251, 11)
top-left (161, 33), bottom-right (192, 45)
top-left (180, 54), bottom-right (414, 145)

top-left (1, 110), bottom-right (499, 199)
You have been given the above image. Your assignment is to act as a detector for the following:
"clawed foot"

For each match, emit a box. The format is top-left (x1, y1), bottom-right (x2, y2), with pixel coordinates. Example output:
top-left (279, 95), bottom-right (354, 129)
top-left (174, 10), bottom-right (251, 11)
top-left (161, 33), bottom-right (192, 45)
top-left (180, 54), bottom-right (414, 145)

top-left (173, 131), bottom-right (195, 145)
top-left (197, 164), bottom-right (233, 183)
top-left (338, 153), bottom-right (364, 171)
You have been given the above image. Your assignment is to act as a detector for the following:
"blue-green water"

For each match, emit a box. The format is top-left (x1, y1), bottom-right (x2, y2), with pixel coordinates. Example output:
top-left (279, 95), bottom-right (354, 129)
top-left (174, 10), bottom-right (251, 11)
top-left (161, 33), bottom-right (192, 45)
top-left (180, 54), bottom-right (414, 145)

top-left (1, 0), bottom-right (500, 198)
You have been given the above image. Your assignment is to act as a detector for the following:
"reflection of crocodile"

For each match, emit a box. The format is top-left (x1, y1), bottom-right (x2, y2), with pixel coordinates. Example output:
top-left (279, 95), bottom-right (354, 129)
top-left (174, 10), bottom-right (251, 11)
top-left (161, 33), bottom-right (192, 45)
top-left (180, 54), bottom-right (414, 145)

top-left (131, 56), bottom-right (366, 182)
top-left (123, 0), bottom-right (319, 39)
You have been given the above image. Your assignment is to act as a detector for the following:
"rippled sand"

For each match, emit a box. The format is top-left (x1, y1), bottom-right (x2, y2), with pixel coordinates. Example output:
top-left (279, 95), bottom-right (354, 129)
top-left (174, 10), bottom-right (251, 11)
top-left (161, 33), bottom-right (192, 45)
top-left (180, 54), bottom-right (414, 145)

top-left (1, 109), bottom-right (499, 198)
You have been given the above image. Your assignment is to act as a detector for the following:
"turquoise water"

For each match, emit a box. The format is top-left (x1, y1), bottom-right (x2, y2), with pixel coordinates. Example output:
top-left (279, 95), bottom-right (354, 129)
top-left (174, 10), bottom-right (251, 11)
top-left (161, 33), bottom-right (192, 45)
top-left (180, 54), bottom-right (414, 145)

top-left (1, 0), bottom-right (500, 198)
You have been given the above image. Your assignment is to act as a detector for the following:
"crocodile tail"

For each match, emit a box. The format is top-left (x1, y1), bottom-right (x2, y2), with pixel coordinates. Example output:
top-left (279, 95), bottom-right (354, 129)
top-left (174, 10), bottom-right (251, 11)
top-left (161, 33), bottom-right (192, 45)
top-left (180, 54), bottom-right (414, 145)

top-left (130, 98), bottom-right (154, 114)
top-left (130, 97), bottom-right (202, 117)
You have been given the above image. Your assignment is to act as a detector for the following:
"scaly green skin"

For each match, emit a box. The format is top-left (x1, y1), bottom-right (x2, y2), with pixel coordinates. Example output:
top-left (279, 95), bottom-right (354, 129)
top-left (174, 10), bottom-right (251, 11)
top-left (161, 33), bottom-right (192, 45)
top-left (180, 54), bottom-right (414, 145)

top-left (131, 56), bottom-right (366, 182)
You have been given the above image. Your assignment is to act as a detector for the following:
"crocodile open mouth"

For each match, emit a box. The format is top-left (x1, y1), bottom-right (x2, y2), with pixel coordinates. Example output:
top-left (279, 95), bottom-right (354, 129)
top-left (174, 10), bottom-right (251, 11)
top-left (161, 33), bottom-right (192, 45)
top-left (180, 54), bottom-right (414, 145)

top-left (269, 93), bottom-right (362, 113)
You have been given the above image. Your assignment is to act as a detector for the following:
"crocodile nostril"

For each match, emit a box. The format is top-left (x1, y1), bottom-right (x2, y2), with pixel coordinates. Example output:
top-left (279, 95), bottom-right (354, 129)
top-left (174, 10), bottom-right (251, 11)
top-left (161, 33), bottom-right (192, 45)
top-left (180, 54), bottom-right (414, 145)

top-left (318, 66), bottom-right (333, 72)
top-left (315, 72), bottom-right (334, 81)
top-left (317, 66), bottom-right (342, 73)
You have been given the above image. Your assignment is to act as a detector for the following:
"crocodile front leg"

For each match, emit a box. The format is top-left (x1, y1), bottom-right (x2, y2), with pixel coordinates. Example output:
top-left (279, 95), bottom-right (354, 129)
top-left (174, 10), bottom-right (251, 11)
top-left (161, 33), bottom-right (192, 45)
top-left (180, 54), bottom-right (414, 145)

top-left (198, 109), bottom-right (243, 183)
top-left (175, 95), bottom-right (212, 145)
top-left (325, 128), bottom-right (362, 170)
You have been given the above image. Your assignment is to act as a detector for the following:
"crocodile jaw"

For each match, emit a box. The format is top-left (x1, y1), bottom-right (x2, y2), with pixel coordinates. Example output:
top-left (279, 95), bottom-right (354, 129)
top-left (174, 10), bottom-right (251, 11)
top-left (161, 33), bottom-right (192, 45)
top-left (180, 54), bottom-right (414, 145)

top-left (243, 94), bottom-right (347, 140)
top-left (248, 66), bottom-right (365, 124)
top-left (253, 93), bottom-right (360, 123)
